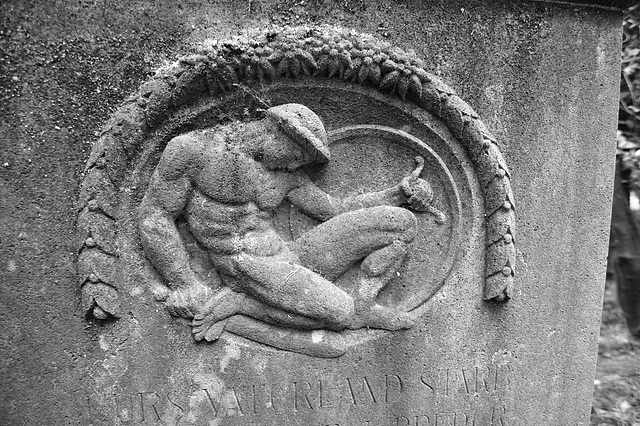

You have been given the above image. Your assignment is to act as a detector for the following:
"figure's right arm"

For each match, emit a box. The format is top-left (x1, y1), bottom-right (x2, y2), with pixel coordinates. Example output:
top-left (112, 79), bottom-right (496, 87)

top-left (138, 135), bottom-right (204, 290)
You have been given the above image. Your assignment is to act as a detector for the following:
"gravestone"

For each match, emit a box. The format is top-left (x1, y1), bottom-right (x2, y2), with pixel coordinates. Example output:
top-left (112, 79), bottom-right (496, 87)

top-left (0, 1), bottom-right (631, 425)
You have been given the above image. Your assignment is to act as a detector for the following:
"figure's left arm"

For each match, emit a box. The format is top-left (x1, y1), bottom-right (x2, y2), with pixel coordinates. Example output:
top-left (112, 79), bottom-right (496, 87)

top-left (286, 174), bottom-right (406, 221)
top-left (287, 156), bottom-right (442, 222)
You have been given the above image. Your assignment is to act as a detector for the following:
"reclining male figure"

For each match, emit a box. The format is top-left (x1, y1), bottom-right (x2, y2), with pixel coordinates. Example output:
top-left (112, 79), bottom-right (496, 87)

top-left (139, 103), bottom-right (442, 342)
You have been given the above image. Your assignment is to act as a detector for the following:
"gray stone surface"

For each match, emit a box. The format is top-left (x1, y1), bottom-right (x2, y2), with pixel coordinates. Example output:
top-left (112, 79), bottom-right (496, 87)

top-left (529, 0), bottom-right (634, 10)
top-left (0, 1), bottom-right (621, 425)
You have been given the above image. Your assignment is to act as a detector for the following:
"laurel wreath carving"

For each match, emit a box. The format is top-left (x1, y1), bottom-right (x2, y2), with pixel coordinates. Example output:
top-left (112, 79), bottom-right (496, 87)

top-left (78, 25), bottom-right (515, 320)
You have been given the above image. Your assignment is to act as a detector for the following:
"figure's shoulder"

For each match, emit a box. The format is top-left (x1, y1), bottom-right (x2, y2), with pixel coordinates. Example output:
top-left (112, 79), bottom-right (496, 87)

top-left (159, 130), bottom-right (223, 180)
top-left (163, 132), bottom-right (206, 161)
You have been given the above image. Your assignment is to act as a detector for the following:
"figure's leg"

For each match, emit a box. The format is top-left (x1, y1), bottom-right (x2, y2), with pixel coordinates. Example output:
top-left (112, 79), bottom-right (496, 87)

top-left (231, 253), bottom-right (355, 329)
top-left (291, 206), bottom-right (418, 330)
top-left (191, 285), bottom-right (333, 341)
top-left (349, 242), bottom-right (414, 329)
top-left (194, 206), bottom-right (419, 340)
top-left (290, 206), bottom-right (417, 280)
top-left (191, 250), bottom-right (355, 341)
top-left (358, 240), bottom-right (408, 300)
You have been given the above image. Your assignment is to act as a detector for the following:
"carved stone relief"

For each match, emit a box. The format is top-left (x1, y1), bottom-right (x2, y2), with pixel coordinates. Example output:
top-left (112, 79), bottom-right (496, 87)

top-left (77, 26), bottom-right (516, 358)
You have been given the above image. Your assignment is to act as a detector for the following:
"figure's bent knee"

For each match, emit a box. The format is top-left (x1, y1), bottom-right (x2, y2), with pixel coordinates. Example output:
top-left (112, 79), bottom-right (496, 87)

top-left (366, 206), bottom-right (417, 242)
top-left (389, 207), bottom-right (417, 232)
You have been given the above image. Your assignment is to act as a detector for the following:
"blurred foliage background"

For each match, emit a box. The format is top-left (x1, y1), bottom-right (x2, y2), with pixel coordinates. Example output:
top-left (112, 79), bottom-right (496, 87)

top-left (619, 5), bottom-right (640, 157)
top-left (592, 5), bottom-right (640, 426)
top-left (609, 3), bottom-right (640, 343)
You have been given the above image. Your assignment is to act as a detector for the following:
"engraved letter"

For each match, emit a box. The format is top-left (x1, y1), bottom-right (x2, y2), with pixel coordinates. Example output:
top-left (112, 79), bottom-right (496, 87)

top-left (167, 391), bottom-right (184, 422)
top-left (491, 406), bottom-right (508, 426)
top-left (138, 392), bottom-right (161, 422)
top-left (225, 387), bottom-right (245, 417)
top-left (435, 411), bottom-right (456, 426)
top-left (362, 376), bottom-right (378, 403)
top-left (337, 377), bottom-right (357, 407)
top-left (293, 381), bottom-right (315, 411)
top-left (203, 388), bottom-right (221, 417)
top-left (319, 379), bottom-right (335, 408)
top-left (395, 416), bottom-right (411, 426)
top-left (459, 412), bottom-right (475, 426)
top-left (415, 414), bottom-right (431, 425)
top-left (420, 371), bottom-right (436, 395)
top-left (385, 374), bottom-right (404, 403)
top-left (461, 369), bottom-right (472, 394)
top-left (114, 392), bottom-right (134, 423)
top-left (270, 382), bottom-right (288, 413)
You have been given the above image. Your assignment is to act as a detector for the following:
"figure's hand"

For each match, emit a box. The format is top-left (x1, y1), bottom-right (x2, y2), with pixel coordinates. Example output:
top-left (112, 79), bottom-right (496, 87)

top-left (400, 156), bottom-right (433, 211)
top-left (165, 280), bottom-right (212, 319)
top-left (400, 156), bottom-right (446, 223)
top-left (192, 287), bottom-right (244, 342)
top-left (402, 179), bottom-right (434, 212)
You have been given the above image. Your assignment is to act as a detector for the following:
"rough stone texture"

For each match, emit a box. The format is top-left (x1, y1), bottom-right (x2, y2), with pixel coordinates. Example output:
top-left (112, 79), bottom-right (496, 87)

top-left (531, 0), bottom-right (635, 10)
top-left (0, 1), bottom-right (621, 425)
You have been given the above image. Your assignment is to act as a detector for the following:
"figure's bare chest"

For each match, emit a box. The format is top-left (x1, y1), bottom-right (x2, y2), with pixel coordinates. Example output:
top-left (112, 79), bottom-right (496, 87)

top-left (194, 150), bottom-right (293, 210)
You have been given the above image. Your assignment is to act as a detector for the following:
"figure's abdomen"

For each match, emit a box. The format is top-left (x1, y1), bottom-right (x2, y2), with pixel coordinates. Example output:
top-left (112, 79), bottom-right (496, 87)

top-left (185, 190), bottom-right (283, 256)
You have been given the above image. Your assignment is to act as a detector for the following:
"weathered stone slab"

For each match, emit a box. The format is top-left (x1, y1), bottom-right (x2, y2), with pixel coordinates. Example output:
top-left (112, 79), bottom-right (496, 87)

top-left (531, 0), bottom-right (634, 10)
top-left (0, 1), bottom-right (623, 425)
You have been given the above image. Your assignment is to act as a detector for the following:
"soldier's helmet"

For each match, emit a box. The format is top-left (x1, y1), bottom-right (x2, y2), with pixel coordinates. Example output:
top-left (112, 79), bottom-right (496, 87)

top-left (266, 103), bottom-right (330, 164)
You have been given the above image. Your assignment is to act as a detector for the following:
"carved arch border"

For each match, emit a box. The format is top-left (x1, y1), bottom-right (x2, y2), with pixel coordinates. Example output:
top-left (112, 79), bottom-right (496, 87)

top-left (77, 25), bottom-right (515, 320)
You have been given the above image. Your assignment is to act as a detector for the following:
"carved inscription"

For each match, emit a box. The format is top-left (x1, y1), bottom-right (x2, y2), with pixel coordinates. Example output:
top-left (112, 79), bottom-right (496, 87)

top-left (100, 364), bottom-right (511, 425)
top-left (389, 406), bottom-right (509, 426)
top-left (196, 374), bottom-right (405, 416)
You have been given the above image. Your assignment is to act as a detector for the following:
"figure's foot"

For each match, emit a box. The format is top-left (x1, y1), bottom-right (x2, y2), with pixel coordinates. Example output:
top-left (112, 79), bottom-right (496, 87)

top-left (192, 317), bottom-right (230, 342)
top-left (361, 241), bottom-right (407, 278)
top-left (358, 241), bottom-right (408, 301)
top-left (191, 287), bottom-right (245, 342)
top-left (349, 303), bottom-right (415, 331)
